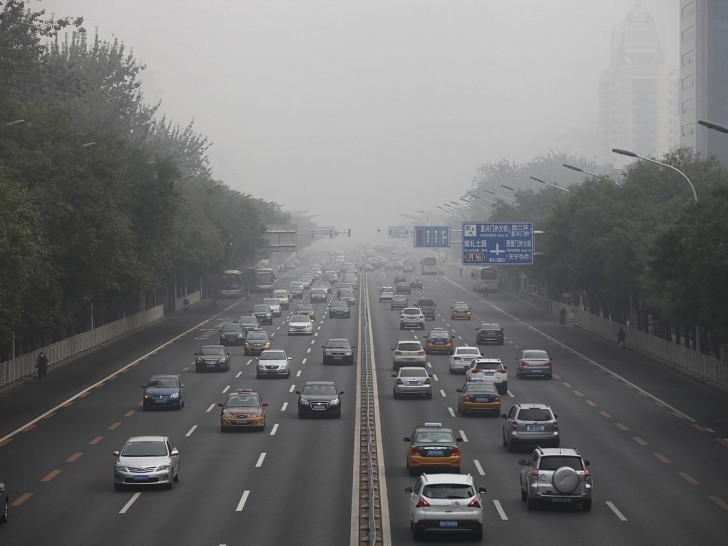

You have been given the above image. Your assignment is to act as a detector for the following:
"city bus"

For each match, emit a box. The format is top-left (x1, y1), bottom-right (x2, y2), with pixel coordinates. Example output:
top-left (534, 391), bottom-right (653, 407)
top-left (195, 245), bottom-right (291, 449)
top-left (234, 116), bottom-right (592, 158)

top-left (472, 266), bottom-right (499, 294)
top-left (420, 256), bottom-right (438, 275)
top-left (255, 268), bottom-right (276, 292)
top-left (217, 270), bottom-right (244, 298)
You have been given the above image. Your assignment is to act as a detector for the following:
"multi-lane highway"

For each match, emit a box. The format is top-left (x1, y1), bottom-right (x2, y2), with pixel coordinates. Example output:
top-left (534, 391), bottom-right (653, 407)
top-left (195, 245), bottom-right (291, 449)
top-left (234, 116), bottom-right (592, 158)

top-left (1, 259), bottom-right (727, 545)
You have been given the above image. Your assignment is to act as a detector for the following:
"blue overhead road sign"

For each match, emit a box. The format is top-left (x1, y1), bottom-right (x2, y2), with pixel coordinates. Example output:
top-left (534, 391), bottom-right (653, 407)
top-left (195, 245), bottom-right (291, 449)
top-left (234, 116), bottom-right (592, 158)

top-left (414, 226), bottom-right (450, 248)
top-left (461, 222), bottom-right (534, 265)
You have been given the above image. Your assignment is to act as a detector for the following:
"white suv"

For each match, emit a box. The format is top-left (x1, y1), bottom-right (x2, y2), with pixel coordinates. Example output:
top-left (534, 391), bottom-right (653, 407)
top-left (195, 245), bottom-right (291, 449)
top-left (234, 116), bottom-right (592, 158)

top-left (519, 447), bottom-right (592, 511)
top-left (466, 358), bottom-right (508, 394)
top-left (399, 307), bottom-right (425, 330)
top-left (405, 473), bottom-right (486, 541)
top-left (392, 340), bottom-right (426, 370)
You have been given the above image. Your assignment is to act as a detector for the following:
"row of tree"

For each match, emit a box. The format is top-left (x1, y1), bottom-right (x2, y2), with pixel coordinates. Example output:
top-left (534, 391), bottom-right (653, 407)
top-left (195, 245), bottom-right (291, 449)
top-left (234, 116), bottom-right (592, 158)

top-left (0, 1), bottom-right (299, 355)
top-left (465, 150), bottom-right (728, 357)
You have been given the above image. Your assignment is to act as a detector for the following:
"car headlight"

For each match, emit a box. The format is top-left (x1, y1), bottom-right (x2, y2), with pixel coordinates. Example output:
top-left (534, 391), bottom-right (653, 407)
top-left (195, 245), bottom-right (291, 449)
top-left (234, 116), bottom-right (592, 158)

top-left (115, 464), bottom-right (128, 472)
top-left (257, 363), bottom-right (265, 370)
top-left (222, 410), bottom-right (234, 418)
top-left (143, 393), bottom-right (151, 400)
top-left (156, 464), bottom-right (170, 472)
top-left (170, 392), bottom-right (179, 399)
top-left (250, 412), bottom-right (263, 418)
top-left (330, 398), bottom-right (340, 406)
top-left (237, 333), bottom-right (244, 338)
top-left (299, 399), bottom-right (310, 406)
top-left (345, 351), bottom-right (352, 356)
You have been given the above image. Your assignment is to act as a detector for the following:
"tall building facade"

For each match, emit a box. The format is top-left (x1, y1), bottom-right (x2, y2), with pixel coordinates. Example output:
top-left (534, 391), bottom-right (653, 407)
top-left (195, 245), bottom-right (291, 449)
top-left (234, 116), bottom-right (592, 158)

top-left (599, 3), bottom-right (679, 164)
top-left (679, 0), bottom-right (728, 164)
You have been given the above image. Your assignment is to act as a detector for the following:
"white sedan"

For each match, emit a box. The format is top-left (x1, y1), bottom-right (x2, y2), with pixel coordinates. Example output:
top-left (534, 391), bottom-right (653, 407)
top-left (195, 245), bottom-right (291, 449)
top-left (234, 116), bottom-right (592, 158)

top-left (448, 346), bottom-right (482, 374)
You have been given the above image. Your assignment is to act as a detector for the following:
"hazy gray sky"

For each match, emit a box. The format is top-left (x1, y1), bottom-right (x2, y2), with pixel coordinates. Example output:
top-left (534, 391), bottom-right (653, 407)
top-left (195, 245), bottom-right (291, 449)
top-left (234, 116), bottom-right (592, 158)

top-left (42, 0), bottom-right (678, 239)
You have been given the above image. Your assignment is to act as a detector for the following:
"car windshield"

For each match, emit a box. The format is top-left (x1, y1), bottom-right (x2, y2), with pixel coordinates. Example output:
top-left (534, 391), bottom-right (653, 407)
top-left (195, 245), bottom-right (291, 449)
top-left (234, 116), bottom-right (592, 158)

top-left (121, 440), bottom-right (168, 457)
top-left (398, 342), bottom-right (422, 351)
top-left (302, 384), bottom-right (338, 395)
top-left (200, 346), bottom-right (225, 355)
top-left (403, 308), bottom-right (420, 314)
top-left (430, 332), bottom-right (450, 339)
top-left (422, 484), bottom-right (474, 499)
top-left (523, 350), bottom-right (549, 359)
top-left (226, 395), bottom-right (260, 408)
top-left (517, 409), bottom-right (554, 421)
top-left (326, 340), bottom-right (350, 348)
top-left (464, 383), bottom-right (497, 393)
top-left (254, 305), bottom-right (270, 312)
top-left (246, 332), bottom-right (268, 341)
top-left (222, 324), bottom-right (242, 332)
top-left (414, 431), bottom-right (454, 444)
top-left (401, 369), bottom-right (428, 377)
top-left (538, 457), bottom-right (582, 471)
top-left (260, 351), bottom-right (286, 360)
top-left (147, 377), bottom-right (177, 388)
top-left (457, 348), bottom-right (480, 355)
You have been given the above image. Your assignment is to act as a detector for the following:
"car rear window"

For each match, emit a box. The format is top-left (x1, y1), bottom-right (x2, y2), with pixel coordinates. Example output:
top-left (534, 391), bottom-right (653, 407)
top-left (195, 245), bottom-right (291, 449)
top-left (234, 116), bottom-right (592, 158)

top-left (475, 362), bottom-right (500, 370)
top-left (517, 408), bottom-right (554, 421)
top-left (422, 484), bottom-right (474, 499)
top-left (523, 350), bottom-right (549, 359)
top-left (538, 457), bottom-right (582, 471)
top-left (417, 299), bottom-right (434, 306)
top-left (398, 342), bottom-right (422, 351)
top-left (402, 368), bottom-right (428, 377)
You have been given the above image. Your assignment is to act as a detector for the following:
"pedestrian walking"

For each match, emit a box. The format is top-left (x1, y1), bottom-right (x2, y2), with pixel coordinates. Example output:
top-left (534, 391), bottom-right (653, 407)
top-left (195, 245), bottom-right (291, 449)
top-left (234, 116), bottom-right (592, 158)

top-left (559, 307), bottom-right (567, 326)
top-left (36, 352), bottom-right (48, 382)
top-left (617, 326), bottom-right (626, 350)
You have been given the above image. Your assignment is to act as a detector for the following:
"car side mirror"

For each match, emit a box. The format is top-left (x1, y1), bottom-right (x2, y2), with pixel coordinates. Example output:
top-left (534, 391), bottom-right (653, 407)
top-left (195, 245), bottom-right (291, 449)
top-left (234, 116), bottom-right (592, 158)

top-left (194, 352), bottom-right (199, 356)
top-left (456, 388), bottom-right (462, 392)
top-left (584, 460), bottom-right (590, 466)
top-left (501, 414), bottom-right (507, 419)
top-left (391, 374), bottom-right (397, 377)
top-left (402, 436), bottom-right (412, 442)
top-left (180, 384), bottom-right (186, 388)
top-left (554, 414), bottom-right (558, 419)
top-left (456, 437), bottom-right (463, 442)
top-left (351, 346), bottom-right (356, 349)
top-left (321, 346), bottom-right (325, 349)
top-left (339, 391), bottom-right (344, 395)
top-left (113, 450), bottom-right (120, 457)
top-left (170, 448), bottom-right (179, 456)
top-left (478, 487), bottom-right (487, 494)
top-left (518, 459), bottom-right (527, 466)
top-left (262, 402), bottom-right (269, 407)
top-left (141, 385), bottom-right (146, 388)
top-left (295, 391), bottom-right (301, 395)
top-left (404, 487), bottom-right (413, 494)
top-left (218, 402), bottom-right (225, 407)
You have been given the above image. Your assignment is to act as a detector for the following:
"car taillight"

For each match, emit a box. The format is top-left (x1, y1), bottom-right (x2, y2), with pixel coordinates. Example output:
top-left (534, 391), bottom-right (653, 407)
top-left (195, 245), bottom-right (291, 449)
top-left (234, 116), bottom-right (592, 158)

top-left (532, 468), bottom-right (539, 477)
top-left (415, 496), bottom-right (430, 508)
top-left (419, 315), bottom-right (424, 320)
top-left (467, 497), bottom-right (481, 508)
top-left (411, 447), bottom-right (420, 456)
top-left (417, 351), bottom-right (425, 356)
top-left (520, 361), bottom-right (529, 367)
top-left (545, 361), bottom-right (552, 367)
top-left (498, 368), bottom-right (506, 373)
top-left (452, 446), bottom-right (460, 455)
top-left (453, 356), bottom-right (461, 361)
top-left (553, 421), bottom-right (558, 429)
top-left (511, 422), bottom-right (518, 430)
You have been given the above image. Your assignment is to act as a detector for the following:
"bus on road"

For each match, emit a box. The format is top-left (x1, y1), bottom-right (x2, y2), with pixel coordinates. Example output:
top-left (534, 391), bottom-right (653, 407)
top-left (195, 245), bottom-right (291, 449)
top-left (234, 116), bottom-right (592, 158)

top-left (472, 266), bottom-right (499, 294)
top-left (420, 256), bottom-right (438, 275)
top-left (255, 268), bottom-right (276, 292)
top-left (218, 270), bottom-right (244, 298)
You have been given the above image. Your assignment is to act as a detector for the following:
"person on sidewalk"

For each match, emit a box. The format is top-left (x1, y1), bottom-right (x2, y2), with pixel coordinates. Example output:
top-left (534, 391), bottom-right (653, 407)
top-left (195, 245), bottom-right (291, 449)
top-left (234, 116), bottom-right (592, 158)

top-left (559, 307), bottom-right (567, 325)
top-left (617, 326), bottom-right (626, 349)
top-left (36, 352), bottom-right (48, 382)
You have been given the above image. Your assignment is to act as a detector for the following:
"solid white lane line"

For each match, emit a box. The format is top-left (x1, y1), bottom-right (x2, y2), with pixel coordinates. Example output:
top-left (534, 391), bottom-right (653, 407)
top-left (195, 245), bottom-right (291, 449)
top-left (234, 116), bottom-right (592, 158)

top-left (185, 425), bottom-right (197, 437)
top-left (222, 385), bottom-right (231, 393)
top-left (493, 500), bottom-right (508, 520)
top-left (448, 407), bottom-right (456, 417)
top-left (459, 430), bottom-right (469, 442)
top-left (281, 402), bottom-right (288, 411)
top-left (119, 492), bottom-right (141, 514)
top-left (606, 501), bottom-right (628, 521)
top-left (270, 423), bottom-right (279, 436)
top-left (235, 490), bottom-right (250, 512)
top-left (474, 459), bottom-right (485, 476)
top-left (255, 453), bottom-right (266, 468)
top-left (206, 404), bottom-right (216, 413)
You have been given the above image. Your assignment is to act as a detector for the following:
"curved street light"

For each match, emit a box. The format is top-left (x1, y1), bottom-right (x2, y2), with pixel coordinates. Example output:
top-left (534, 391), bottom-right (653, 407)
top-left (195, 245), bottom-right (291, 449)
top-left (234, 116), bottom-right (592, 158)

top-left (4, 119), bottom-right (25, 127)
top-left (698, 119), bottom-right (728, 134)
top-left (612, 148), bottom-right (697, 204)
top-left (500, 184), bottom-right (516, 192)
top-left (563, 163), bottom-right (619, 186)
top-left (482, 188), bottom-right (516, 202)
top-left (529, 175), bottom-right (571, 194)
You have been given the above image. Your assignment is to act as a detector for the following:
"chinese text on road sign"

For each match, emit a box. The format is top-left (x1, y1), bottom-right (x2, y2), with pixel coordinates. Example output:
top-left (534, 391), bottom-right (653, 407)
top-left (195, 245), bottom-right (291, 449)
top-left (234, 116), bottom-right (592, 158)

top-left (461, 222), bottom-right (533, 265)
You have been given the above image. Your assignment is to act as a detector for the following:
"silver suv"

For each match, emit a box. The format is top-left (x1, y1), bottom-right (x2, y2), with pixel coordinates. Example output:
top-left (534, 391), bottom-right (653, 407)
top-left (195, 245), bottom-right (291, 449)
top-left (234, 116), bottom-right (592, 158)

top-left (519, 447), bottom-right (592, 511)
top-left (502, 403), bottom-right (559, 451)
top-left (405, 473), bottom-right (486, 541)
top-left (400, 307), bottom-right (425, 330)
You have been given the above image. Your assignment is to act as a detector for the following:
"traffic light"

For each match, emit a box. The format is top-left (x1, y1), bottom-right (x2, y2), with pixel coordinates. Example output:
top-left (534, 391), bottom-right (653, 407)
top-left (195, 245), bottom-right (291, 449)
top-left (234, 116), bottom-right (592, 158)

top-left (348, 228), bottom-right (351, 237)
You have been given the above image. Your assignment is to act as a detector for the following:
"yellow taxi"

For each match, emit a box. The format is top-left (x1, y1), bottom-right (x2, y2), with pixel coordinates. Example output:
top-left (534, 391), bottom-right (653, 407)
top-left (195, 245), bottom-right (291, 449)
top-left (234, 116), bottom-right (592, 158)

top-left (403, 423), bottom-right (463, 475)
top-left (450, 302), bottom-right (472, 320)
top-left (456, 380), bottom-right (501, 416)
top-left (219, 389), bottom-right (268, 431)
top-left (423, 328), bottom-right (454, 355)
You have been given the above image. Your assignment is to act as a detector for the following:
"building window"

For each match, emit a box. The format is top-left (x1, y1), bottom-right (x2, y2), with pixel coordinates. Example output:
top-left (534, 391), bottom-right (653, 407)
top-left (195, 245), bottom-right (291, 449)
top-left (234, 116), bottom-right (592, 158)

top-left (681, 98), bottom-right (696, 113)
top-left (681, 123), bottom-right (695, 137)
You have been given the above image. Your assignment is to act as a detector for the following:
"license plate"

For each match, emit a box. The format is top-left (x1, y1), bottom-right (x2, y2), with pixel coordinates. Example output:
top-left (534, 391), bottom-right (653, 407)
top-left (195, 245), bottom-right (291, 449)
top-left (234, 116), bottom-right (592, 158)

top-left (531, 370), bottom-right (542, 373)
top-left (235, 419), bottom-right (248, 425)
top-left (483, 371), bottom-right (495, 376)
top-left (439, 521), bottom-right (458, 528)
top-left (474, 397), bottom-right (489, 402)
top-left (133, 475), bottom-right (149, 481)
top-left (552, 497), bottom-right (572, 503)
top-left (312, 404), bottom-right (326, 410)
top-left (333, 356), bottom-right (342, 360)
top-left (407, 381), bottom-right (420, 385)
top-left (527, 425), bottom-right (544, 431)
top-left (207, 364), bottom-right (216, 367)
top-left (427, 450), bottom-right (444, 456)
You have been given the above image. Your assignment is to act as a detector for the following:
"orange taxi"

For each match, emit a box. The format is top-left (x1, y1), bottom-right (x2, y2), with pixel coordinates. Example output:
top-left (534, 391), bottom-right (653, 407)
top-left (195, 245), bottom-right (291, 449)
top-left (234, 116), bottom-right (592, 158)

top-left (403, 423), bottom-right (463, 475)
top-left (423, 328), bottom-right (454, 355)
top-left (219, 388), bottom-right (268, 431)
top-left (456, 380), bottom-right (501, 416)
top-left (450, 302), bottom-right (472, 320)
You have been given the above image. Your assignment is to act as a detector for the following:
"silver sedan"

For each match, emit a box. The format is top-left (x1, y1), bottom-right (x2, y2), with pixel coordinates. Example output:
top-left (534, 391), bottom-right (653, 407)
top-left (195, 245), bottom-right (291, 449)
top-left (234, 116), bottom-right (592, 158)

top-left (392, 366), bottom-right (432, 399)
top-left (113, 436), bottom-right (180, 491)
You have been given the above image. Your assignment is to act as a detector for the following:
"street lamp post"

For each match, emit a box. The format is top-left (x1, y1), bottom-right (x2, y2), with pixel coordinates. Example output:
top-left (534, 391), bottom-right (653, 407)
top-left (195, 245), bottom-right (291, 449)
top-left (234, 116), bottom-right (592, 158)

top-left (529, 176), bottom-right (572, 194)
top-left (698, 119), bottom-right (728, 134)
top-left (500, 184), bottom-right (516, 192)
top-left (563, 163), bottom-right (619, 186)
top-left (482, 189), bottom-right (515, 202)
top-left (612, 148), bottom-right (697, 204)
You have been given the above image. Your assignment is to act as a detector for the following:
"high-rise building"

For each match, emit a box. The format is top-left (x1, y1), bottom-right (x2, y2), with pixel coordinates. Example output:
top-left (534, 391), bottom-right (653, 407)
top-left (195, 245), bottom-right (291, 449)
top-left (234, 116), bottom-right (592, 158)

top-left (679, 0), bottom-right (728, 165)
top-left (599, 3), bottom-right (679, 165)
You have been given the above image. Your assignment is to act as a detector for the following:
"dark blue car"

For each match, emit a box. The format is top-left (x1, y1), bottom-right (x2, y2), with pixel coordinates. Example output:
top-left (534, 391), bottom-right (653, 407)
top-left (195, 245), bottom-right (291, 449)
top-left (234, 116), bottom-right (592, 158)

top-left (142, 375), bottom-right (185, 410)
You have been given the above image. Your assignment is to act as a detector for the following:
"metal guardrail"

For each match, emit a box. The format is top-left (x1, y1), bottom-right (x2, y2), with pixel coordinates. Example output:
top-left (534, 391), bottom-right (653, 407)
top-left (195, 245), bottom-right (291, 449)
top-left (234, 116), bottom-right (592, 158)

top-left (0, 305), bottom-right (164, 389)
top-left (357, 275), bottom-right (382, 544)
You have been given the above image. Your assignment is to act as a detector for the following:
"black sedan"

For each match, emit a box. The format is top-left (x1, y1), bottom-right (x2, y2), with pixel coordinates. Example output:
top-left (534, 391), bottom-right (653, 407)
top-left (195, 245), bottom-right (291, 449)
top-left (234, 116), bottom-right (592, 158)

top-left (328, 300), bottom-right (351, 318)
top-left (296, 381), bottom-right (344, 418)
top-left (322, 338), bottom-right (356, 365)
top-left (142, 375), bottom-right (185, 410)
